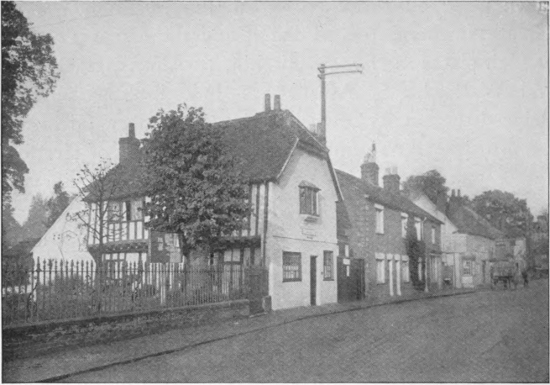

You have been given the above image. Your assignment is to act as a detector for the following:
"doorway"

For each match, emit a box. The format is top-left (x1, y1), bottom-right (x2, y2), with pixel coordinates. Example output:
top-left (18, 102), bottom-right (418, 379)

top-left (310, 256), bottom-right (317, 306)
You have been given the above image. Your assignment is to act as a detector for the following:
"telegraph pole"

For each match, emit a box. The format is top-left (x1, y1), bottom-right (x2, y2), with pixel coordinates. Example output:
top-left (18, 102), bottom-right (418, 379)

top-left (317, 63), bottom-right (362, 146)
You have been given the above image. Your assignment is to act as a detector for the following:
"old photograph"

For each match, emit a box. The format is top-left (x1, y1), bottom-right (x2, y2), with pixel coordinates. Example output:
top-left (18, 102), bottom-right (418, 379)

top-left (2, 1), bottom-right (549, 382)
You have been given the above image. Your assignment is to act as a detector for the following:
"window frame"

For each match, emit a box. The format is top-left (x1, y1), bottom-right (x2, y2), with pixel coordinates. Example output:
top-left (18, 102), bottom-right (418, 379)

top-left (401, 213), bottom-right (408, 238)
top-left (431, 226), bottom-right (436, 244)
top-left (323, 251), bottom-right (334, 281)
top-left (375, 204), bottom-right (384, 234)
top-left (376, 253), bottom-right (386, 283)
top-left (299, 186), bottom-right (319, 216)
top-left (414, 217), bottom-right (422, 241)
top-left (283, 252), bottom-right (302, 282)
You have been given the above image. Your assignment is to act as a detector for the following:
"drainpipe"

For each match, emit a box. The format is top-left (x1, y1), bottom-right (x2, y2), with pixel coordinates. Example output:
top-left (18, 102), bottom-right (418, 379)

top-left (389, 254), bottom-right (394, 297)
top-left (423, 218), bottom-right (429, 293)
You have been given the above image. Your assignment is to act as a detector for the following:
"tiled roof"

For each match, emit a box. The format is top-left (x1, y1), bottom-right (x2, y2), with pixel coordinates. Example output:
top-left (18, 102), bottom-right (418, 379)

top-left (215, 110), bottom-right (328, 183)
top-left (336, 200), bottom-right (352, 237)
top-left (446, 203), bottom-right (504, 240)
top-left (88, 109), bottom-right (336, 201)
top-left (84, 158), bottom-right (147, 201)
top-left (335, 169), bottom-right (443, 224)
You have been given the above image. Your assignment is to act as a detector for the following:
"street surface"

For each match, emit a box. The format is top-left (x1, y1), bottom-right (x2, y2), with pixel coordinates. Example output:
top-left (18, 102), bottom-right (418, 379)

top-left (63, 279), bottom-right (548, 382)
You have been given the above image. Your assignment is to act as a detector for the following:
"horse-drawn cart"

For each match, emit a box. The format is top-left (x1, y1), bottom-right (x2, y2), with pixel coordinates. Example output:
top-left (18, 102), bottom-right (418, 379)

top-left (490, 260), bottom-right (518, 290)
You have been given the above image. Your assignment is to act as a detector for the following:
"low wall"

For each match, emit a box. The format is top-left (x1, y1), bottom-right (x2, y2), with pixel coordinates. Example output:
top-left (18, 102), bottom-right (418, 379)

top-left (3, 299), bottom-right (249, 360)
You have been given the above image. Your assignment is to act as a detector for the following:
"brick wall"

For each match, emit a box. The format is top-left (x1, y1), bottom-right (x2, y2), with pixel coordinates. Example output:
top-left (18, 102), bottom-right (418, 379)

top-left (3, 300), bottom-right (249, 360)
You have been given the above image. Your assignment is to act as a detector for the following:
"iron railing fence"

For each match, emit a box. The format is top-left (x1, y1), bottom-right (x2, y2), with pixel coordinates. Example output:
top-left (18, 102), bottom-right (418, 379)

top-left (2, 259), bottom-right (250, 326)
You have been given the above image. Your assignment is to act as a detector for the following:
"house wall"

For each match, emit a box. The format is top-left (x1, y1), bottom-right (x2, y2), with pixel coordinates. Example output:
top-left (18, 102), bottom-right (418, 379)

top-left (343, 193), bottom-right (419, 300)
top-left (31, 197), bottom-right (94, 264)
top-left (266, 148), bottom-right (338, 310)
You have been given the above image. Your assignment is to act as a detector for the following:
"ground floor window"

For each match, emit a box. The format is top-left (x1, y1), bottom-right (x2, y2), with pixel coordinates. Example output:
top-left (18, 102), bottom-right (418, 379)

top-left (376, 257), bottom-right (385, 283)
top-left (463, 260), bottom-right (473, 276)
top-left (401, 260), bottom-right (410, 283)
top-left (283, 252), bottom-right (302, 282)
top-left (323, 251), bottom-right (334, 280)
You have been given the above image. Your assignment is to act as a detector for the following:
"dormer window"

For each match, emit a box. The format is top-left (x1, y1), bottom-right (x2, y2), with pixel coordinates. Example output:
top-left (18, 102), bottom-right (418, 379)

top-left (299, 181), bottom-right (319, 216)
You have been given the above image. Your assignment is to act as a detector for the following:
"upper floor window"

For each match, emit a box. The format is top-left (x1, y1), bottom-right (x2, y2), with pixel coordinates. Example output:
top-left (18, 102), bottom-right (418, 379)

top-left (375, 204), bottom-right (384, 234)
top-left (414, 217), bottom-right (422, 241)
top-left (108, 199), bottom-right (143, 222)
top-left (401, 213), bottom-right (408, 238)
top-left (431, 226), bottom-right (436, 244)
top-left (299, 182), bottom-right (319, 216)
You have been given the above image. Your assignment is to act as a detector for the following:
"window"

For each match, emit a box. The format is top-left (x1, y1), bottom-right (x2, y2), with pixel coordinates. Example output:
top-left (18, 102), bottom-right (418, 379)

top-left (431, 226), bottom-right (436, 244)
top-left (323, 251), bottom-right (334, 280)
top-left (299, 186), bottom-right (318, 215)
top-left (401, 214), bottom-right (408, 238)
top-left (376, 253), bottom-right (385, 283)
top-left (463, 260), bottom-right (472, 276)
top-left (418, 258), bottom-right (423, 280)
top-left (108, 201), bottom-right (121, 222)
top-left (375, 205), bottom-right (384, 234)
top-left (414, 218), bottom-right (422, 241)
top-left (283, 252), bottom-right (302, 282)
top-left (402, 259), bottom-right (410, 283)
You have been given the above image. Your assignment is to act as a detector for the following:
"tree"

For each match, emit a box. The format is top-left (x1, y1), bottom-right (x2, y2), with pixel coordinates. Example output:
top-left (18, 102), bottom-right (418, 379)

top-left (1, 1), bottom-right (60, 200)
top-left (20, 193), bottom-right (48, 241)
top-left (403, 170), bottom-right (449, 205)
top-left (72, 159), bottom-right (122, 264)
top-left (142, 104), bottom-right (250, 263)
top-left (2, 199), bottom-right (22, 253)
top-left (44, 181), bottom-right (71, 228)
top-left (471, 190), bottom-right (532, 238)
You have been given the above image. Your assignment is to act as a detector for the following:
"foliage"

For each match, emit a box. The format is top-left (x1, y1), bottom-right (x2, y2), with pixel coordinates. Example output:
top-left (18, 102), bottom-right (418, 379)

top-left (20, 194), bottom-right (48, 240)
top-left (404, 216), bottom-right (425, 290)
top-left (471, 190), bottom-right (532, 238)
top-left (1, 1), bottom-right (59, 199)
top-left (403, 170), bottom-right (449, 205)
top-left (44, 181), bottom-right (71, 228)
top-left (1, 199), bottom-right (22, 252)
top-left (142, 104), bottom-right (250, 259)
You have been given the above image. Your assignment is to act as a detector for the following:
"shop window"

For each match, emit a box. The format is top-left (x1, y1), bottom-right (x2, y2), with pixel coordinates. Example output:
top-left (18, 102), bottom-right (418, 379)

top-left (283, 252), bottom-right (302, 282)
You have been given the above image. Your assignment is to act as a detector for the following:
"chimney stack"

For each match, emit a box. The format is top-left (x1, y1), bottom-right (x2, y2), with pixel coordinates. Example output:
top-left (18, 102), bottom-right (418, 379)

top-left (119, 123), bottom-right (141, 165)
top-left (361, 142), bottom-right (379, 186)
top-left (383, 168), bottom-right (400, 194)
top-left (264, 94), bottom-right (271, 112)
top-left (274, 95), bottom-right (281, 110)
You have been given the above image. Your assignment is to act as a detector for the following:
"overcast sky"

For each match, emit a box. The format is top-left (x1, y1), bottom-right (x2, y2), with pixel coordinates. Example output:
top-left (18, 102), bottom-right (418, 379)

top-left (11, 1), bottom-right (549, 224)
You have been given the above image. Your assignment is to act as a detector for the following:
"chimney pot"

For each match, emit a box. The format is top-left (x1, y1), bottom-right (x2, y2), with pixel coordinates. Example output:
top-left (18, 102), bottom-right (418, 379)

top-left (458, 189), bottom-right (461, 198)
top-left (274, 95), bottom-right (281, 110)
top-left (264, 94), bottom-right (271, 112)
top-left (129, 123), bottom-right (135, 138)
top-left (451, 189), bottom-right (456, 197)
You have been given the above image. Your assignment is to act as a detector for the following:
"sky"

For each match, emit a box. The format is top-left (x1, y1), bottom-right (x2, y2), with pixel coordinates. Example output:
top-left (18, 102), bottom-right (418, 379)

top-left (10, 1), bottom-right (549, 224)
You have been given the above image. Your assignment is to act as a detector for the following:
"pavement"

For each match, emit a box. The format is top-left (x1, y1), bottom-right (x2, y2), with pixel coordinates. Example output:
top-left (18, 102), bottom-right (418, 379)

top-left (3, 285), bottom-right (478, 383)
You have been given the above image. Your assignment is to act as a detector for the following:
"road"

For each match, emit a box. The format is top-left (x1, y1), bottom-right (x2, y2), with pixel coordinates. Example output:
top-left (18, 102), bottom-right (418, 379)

top-left (63, 279), bottom-right (548, 382)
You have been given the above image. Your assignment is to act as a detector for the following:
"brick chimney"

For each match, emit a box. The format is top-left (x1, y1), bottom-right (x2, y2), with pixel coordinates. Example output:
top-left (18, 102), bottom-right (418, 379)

top-left (264, 94), bottom-right (271, 112)
top-left (274, 95), bottom-right (281, 110)
top-left (383, 168), bottom-right (400, 194)
top-left (361, 142), bottom-right (379, 186)
top-left (119, 123), bottom-right (141, 165)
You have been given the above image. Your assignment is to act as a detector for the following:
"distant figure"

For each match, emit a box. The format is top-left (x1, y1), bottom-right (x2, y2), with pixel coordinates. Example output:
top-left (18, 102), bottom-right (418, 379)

top-left (522, 269), bottom-right (529, 288)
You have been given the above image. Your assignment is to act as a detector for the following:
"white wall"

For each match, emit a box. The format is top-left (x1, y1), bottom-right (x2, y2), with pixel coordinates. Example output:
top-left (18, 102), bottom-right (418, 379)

top-left (266, 148), bottom-right (339, 310)
top-left (31, 197), bottom-right (94, 264)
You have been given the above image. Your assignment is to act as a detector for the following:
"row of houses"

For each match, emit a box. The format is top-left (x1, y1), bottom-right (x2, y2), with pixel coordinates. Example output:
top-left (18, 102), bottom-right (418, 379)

top-left (32, 95), bottom-right (520, 311)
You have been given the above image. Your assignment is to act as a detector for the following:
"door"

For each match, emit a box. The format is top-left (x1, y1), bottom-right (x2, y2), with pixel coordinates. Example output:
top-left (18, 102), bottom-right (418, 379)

top-left (310, 256), bottom-right (317, 306)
